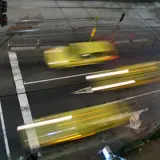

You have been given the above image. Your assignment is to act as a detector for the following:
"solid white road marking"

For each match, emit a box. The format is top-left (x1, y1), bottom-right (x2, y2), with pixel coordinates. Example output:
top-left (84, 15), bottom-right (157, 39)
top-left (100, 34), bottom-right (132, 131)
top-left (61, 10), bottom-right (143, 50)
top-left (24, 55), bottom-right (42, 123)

top-left (105, 89), bottom-right (160, 105)
top-left (8, 52), bottom-right (40, 152)
top-left (0, 101), bottom-right (11, 160)
top-left (24, 70), bottom-right (112, 85)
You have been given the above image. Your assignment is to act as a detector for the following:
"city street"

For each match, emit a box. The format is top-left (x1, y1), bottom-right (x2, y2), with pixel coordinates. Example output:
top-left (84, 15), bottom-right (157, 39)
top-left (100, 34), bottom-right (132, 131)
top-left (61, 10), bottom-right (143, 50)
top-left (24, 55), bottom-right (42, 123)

top-left (1, 1), bottom-right (160, 160)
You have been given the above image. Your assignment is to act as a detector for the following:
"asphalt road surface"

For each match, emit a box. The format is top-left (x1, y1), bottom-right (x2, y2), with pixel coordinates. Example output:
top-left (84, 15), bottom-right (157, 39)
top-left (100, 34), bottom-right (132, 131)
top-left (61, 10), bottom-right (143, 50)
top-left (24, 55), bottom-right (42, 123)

top-left (1, 84), bottom-right (160, 160)
top-left (0, 28), bottom-right (160, 160)
top-left (14, 44), bottom-right (160, 93)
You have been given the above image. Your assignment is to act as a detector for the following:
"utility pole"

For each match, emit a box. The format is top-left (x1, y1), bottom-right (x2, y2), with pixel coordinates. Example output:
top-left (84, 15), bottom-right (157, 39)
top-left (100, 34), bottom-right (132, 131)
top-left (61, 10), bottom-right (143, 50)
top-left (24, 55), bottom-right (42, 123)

top-left (112, 13), bottom-right (126, 40)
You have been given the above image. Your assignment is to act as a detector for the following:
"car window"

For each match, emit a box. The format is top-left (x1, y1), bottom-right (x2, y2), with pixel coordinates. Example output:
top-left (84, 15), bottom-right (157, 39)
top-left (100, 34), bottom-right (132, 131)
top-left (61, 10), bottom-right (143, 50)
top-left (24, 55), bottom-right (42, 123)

top-left (88, 52), bottom-right (105, 58)
top-left (79, 50), bottom-right (118, 59)
top-left (69, 45), bottom-right (80, 55)
top-left (81, 53), bottom-right (92, 59)
top-left (106, 50), bottom-right (118, 56)
top-left (95, 51), bottom-right (118, 57)
top-left (69, 45), bottom-right (117, 59)
top-left (95, 52), bottom-right (106, 57)
top-left (80, 52), bottom-right (103, 59)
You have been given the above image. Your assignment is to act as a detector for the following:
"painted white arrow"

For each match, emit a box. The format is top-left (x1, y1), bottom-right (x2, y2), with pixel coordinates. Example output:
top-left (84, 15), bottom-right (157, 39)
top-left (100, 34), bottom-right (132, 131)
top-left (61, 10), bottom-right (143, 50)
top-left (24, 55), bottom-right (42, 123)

top-left (125, 108), bottom-right (149, 130)
top-left (72, 86), bottom-right (93, 94)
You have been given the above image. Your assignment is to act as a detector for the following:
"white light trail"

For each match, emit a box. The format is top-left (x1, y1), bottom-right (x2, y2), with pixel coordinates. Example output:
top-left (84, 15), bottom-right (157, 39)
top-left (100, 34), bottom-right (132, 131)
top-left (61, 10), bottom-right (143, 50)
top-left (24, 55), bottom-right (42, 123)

top-left (92, 80), bottom-right (135, 91)
top-left (86, 70), bottom-right (129, 80)
top-left (48, 60), bottom-right (69, 65)
top-left (17, 115), bottom-right (72, 131)
top-left (47, 127), bottom-right (75, 136)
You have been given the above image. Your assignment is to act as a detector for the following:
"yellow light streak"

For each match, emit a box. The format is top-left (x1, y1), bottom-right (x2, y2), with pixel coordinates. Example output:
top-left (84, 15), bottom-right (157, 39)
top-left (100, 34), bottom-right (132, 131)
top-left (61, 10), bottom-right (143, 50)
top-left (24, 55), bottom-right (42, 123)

top-left (54, 133), bottom-right (81, 143)
top-left (72, 108), bottom-right (105, 118)
top-left (58, 111), bottom-right (115, 127)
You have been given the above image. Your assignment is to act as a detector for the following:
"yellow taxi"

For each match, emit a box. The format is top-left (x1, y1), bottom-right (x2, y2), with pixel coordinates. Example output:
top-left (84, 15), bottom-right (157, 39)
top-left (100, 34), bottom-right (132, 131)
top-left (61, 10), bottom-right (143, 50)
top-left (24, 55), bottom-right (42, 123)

top-left (17, 101), bottom-right (130, 147)
top-left (43, 41), bottom-right (119, 68)
top-left (88, 61), bottom-right (160, 92)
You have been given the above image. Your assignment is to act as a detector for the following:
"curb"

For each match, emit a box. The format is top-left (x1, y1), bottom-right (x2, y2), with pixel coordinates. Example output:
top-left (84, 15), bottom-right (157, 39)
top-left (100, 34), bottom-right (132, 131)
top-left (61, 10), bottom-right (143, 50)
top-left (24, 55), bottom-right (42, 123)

top-left (9, 38), bottom-right (159, 51)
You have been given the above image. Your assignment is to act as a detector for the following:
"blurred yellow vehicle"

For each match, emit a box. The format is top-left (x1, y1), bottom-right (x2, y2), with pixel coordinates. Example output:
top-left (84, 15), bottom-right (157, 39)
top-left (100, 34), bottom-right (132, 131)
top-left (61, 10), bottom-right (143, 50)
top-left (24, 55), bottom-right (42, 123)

top-left (17, 101), bottom-right (130, 148)
top-left (43, 41), bottom-right (119, 68)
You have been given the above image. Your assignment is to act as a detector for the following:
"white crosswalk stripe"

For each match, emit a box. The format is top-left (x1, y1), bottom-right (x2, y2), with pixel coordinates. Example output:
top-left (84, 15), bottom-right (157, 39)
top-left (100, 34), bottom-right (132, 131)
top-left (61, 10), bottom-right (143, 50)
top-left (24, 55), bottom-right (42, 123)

top-left (8, 51), bottom-right (41, 154)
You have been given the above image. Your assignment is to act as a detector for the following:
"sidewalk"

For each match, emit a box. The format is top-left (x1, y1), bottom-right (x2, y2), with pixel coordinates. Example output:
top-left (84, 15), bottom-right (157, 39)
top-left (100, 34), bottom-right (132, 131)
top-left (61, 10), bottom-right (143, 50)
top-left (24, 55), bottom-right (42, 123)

top-left (125, 140), bottom-right (160, 160)
top-left (1, 1), bottom-right (160, 46)
top-left (6, 1), bottom-right (160, 29)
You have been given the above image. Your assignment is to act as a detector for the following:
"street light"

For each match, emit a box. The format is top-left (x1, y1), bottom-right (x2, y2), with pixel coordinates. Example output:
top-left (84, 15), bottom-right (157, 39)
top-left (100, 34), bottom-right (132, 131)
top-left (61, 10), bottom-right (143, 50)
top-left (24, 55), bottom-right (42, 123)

top-left (112, 13), bottom-right (126, 37)
top-left (119, 13), bottom-right (125, 22)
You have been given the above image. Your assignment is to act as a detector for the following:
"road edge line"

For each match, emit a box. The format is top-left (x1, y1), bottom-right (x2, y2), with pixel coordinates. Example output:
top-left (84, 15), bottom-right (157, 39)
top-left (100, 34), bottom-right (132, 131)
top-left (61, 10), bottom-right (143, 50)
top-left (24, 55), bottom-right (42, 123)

top-left (0, 100), bottom-right (11, 160)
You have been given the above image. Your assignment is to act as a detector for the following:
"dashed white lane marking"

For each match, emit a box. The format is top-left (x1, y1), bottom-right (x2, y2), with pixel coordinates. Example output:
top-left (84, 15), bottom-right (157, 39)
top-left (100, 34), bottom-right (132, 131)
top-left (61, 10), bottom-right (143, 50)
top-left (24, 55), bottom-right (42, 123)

top-left (8, 52), bottom-right (40, 153)
top-left (114, 40), bottom-right (130, 44)
top-left (132, 39), bottom-right (148, 43)
top-left (0, 101), bottom-right (11, 160)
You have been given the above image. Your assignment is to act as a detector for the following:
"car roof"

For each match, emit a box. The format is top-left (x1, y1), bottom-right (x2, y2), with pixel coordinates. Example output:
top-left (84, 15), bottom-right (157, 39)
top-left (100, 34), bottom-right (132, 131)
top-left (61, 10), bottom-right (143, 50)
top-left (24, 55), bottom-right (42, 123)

top-left (69, 41), bottom-right (114, 55)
